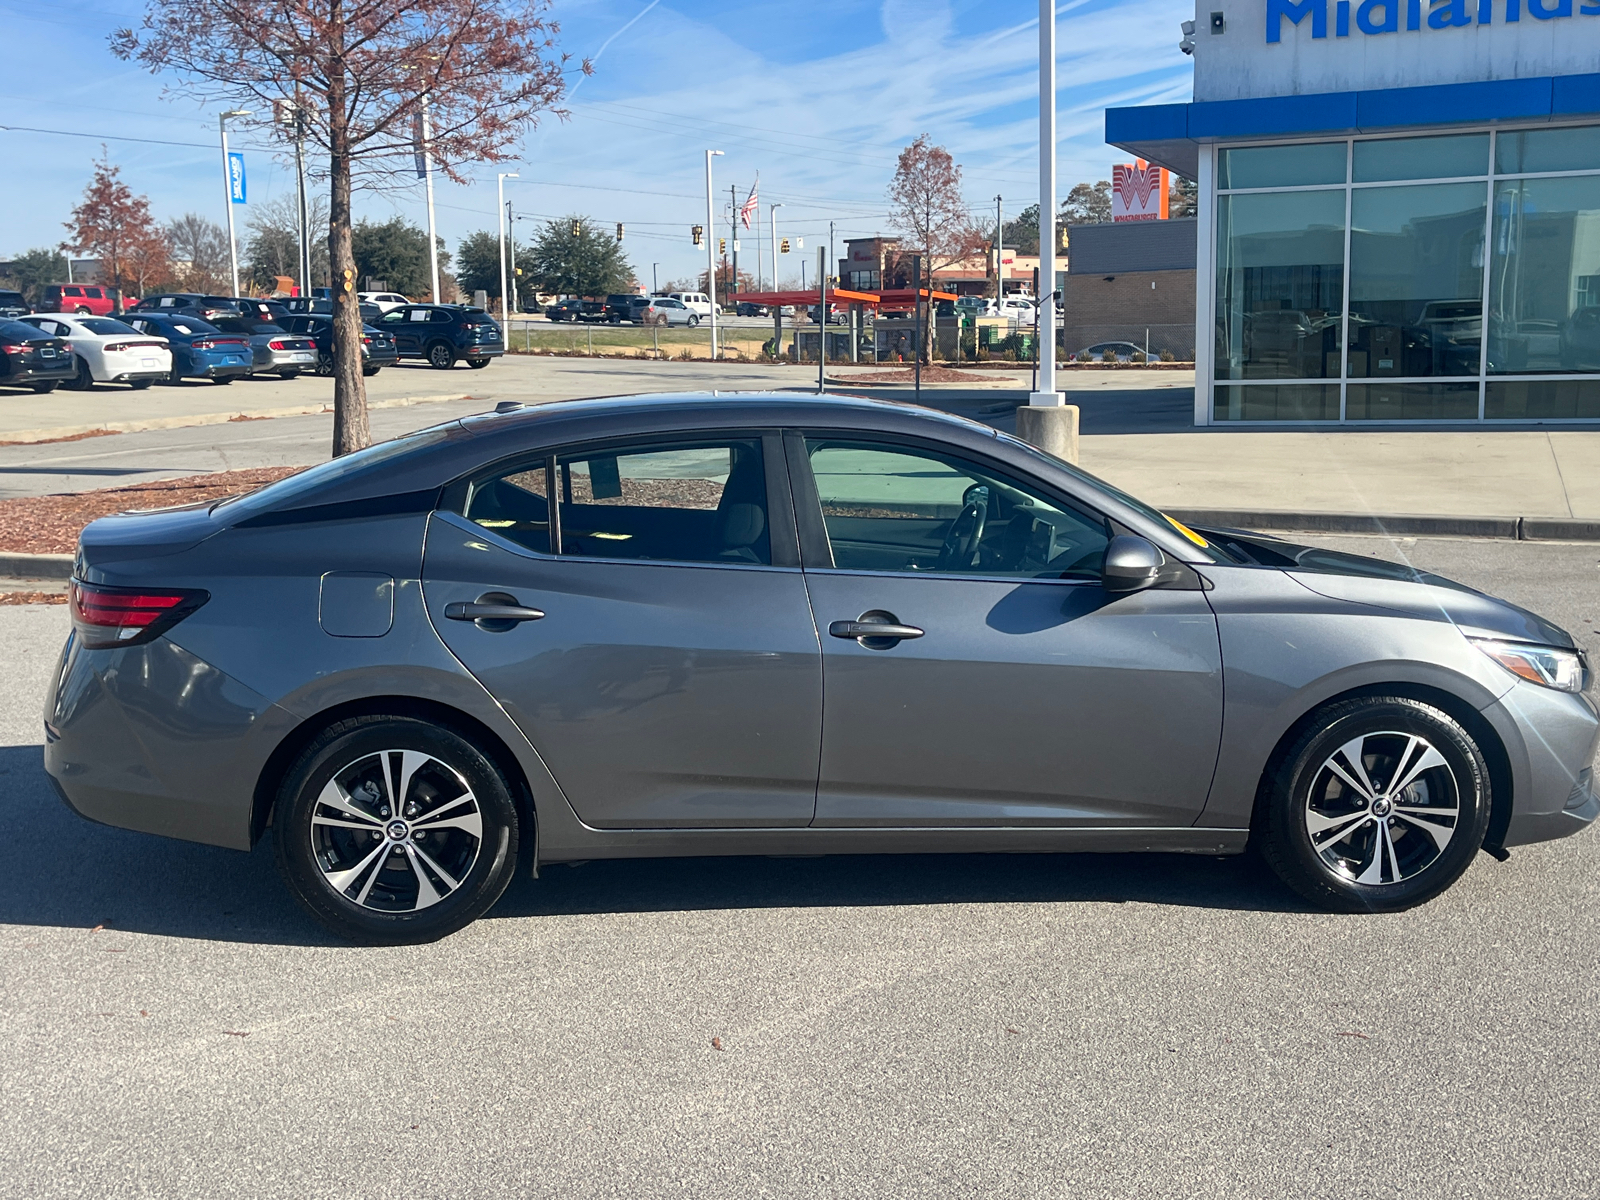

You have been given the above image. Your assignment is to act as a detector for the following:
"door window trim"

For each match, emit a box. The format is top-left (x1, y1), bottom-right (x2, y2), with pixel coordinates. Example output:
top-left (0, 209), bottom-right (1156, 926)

top-left (785, 428), bottom-right (1116, 583)
top-left (442, 428), bottom-right (799, 569)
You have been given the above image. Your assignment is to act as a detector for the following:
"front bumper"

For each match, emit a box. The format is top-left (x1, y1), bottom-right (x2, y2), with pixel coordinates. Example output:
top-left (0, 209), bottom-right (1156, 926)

top-left (1486, 680), bottom-right (1600, 848)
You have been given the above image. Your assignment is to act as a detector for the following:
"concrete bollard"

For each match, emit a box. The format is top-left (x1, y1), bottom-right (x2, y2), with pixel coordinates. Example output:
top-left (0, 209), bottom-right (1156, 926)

top-left (1015, 404), bottom-right (1080, 465)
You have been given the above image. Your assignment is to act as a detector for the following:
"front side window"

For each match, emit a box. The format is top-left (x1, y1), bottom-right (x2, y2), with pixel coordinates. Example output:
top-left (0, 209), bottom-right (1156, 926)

top-left (467, 438), bottom-right (772, 566)
top-left (804, 438), bottom-right (1109, 579)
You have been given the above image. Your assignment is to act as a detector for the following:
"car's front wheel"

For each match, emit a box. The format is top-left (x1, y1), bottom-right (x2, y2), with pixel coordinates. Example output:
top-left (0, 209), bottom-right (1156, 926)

top-left (1258, 696), bottom-right (1491, 912)
top-left (128, 378), bottom-right (153, 390)
top-left (687, 314), bottom-right (699, 327)
top-left (273, 715), bottom-right (521, 944)
top-left (29, 381), bottom-right (58, 394)
top-left (315, 352), bottom-right (335, 377)
top-left (278, 370), bottom-right (301, 380)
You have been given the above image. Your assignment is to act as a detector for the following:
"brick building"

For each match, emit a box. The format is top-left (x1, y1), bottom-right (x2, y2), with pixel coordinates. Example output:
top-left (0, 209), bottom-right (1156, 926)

top-left (1061, 218), bottom-right (1196, 359)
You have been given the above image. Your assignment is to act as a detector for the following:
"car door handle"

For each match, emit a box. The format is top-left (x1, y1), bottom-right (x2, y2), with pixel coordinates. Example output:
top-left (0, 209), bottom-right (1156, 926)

top-left (829, 620), bottom-right (924, 641)
top-left (444, 601), bottom-right (545, 623)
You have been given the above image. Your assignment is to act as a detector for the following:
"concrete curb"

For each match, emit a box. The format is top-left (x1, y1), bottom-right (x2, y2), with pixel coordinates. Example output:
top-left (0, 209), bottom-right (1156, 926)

top-left (0, 392), bottom-right (473, 447)
top-left (1170, 508), bottom-right (1600, 542)
top-left (0, 553), bottom-right (74, 580)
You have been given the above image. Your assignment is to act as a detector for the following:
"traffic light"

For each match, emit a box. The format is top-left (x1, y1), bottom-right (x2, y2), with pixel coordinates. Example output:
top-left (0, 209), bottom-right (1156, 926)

top-left (719, 238), bottom-right (726, 255)
top-left (569, 220), bottom-right (581, 236)
top-left (779, 238), bottom-right (790, 254)
top-left (691, 224), bottom-right (703, 245)
top-left (616, 223), bottom-right (624, 241)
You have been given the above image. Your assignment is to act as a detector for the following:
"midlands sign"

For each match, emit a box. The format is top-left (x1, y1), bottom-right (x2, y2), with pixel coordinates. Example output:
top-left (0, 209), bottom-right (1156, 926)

top-left (1269, 0), bottom-right (1599, 39)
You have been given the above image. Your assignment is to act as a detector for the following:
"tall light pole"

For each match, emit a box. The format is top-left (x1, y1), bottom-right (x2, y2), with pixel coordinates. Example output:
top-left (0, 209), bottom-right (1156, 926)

top-left (497, 172), bottom-right (518, 319)
top-left (219, 109), bottom-right (251, 298)
top-left (652, 263), bottom-right (660, 293)
top-left (994, 194), bottom-right (1004, 311)
top-left (1031, 0), bottom-right (1062, 407)
top-left (506, 199), bottom-right (517, 315)
top-left (421, 94), bottom-right (441, 302)
top-left (769, 203), bottom-right (784, 288)
top-left (705, 149), bottom-right (723, 358)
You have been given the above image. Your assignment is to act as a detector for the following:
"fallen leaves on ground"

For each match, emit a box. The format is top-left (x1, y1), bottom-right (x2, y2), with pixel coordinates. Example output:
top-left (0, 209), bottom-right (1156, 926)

top-left (710, 1036), bottom-right (724, 1051)
top-left (837, 366), bottom-right (996, 384)
top-left (0, 591), bottom-right (66, 605)
top-left (0, 466), bottom-right (304, 554)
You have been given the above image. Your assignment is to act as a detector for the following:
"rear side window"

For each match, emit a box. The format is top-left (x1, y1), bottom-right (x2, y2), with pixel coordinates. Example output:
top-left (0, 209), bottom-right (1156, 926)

top-left (85, 288), bottom-right (103, 299)
top-left (65, 287), bottom-right (83, 297)
top-left (408, 309), bottom-right (430, 322)
top-left (467, 439), bottom-right (771, 566)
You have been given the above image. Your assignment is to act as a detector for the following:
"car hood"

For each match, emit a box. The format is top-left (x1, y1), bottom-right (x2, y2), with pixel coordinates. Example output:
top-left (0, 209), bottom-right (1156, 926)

top-left (1196, 527), bottom-right (1576, 649)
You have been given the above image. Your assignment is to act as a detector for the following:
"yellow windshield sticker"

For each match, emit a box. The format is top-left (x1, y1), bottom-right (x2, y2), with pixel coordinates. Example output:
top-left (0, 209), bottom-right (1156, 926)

top-left (1165, 515), bottom-right (1210, 548)
top-left (591, 532), bottom-right (632, 541)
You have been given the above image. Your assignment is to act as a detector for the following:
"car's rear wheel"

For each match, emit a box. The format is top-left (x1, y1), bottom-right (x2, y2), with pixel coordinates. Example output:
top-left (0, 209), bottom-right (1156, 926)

top-left (427, 341), bottom-right (455, 369)
top-left (1257, 696), bottom-right (1491, 912)
top-left (273, 715), bottom-right (520, 944)
top-left (65, 357), bottom-right (94, 391)
top-left (688, 315), bottom-right (700, 327)
top-left (75, 306), bottom-right (90, 315)
top-left (363, 366), bottom-right (381, 376)
top-left (29, 382), bottom-right (58, 394)
top-left (466, 358), bottom-right (489, 369)
top-left (128, 379), bottom-right (153, 390)
top-left (315, 352), bottom-right (335, 377)
top-left (278, 370), bottom-right (301, 380)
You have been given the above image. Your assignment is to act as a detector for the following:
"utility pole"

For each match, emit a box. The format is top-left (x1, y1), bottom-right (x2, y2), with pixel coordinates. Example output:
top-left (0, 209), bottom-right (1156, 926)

top-left (994, 194), bottom-right (1004, 311)
top-left (730, 184), bottom-right (739, 305)
top-left (817, 245), bottom-right (827, 394)
top-left (506, 199), bottom-right (517, 315)
top-left (652, 263), bottom-right (659, 293)
top-left (219, 109), bottom-right (251, 298)
top-left (421, 94), bottom-right (440, 302)
top-left (769, 203), bottom-right (783, 290)
top-left (1031, 0), bottom-right (1062, 408)
top-left (705, 150), bottom-right (723, 358)
top-left (497, 172), bottom-right (518, 320)
top-left (295, 108), bottom-right (311, 297)
top-left (913, 254), bottom-right (922, 403)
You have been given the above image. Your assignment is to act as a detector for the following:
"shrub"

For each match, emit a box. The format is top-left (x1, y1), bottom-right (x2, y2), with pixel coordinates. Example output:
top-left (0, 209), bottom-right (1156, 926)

top-left (1100, 348), bottom-right (1117, 363)
top-left (676, 347), bottom-right (695, 361)
top-left (976, 346), bottom-right (991, 362)
top-left (1131, 350), bottom-right (1146, 363)
top-left (1159, 349), bottom-right (1175, 362)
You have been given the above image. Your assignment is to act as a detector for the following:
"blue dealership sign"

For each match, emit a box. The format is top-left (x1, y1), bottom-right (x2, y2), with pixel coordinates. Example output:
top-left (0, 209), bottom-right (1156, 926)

top-left (1269, 0), bottom-right (1600, 40)
top-left (228, 152), bottom-right (246, 204)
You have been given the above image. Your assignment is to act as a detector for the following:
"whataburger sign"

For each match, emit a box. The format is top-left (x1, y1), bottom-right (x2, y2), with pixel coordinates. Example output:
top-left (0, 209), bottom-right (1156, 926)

top-left (1268, 0), bottom-right (1598, 40)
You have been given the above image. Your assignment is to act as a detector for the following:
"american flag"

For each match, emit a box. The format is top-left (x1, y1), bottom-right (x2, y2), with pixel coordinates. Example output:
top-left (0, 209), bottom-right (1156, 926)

top-left (739, 177), bottom-right (759, 230)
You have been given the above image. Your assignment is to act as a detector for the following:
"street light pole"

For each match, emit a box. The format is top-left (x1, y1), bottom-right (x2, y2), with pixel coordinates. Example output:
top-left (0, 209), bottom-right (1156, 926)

top-left (219, 109), bottom-right (251, 298)
top-left (497, 172), bottom-right (518, 320)
top-left (994, 194), bottom-right (1004, 311)
top-left (506, 199), bottom-right (517, 315)
top-left (421, 94), bottom-right (441, 303)
top-left (769, 204), bottom-right (784, 288)
top-left (705, 149), bottom-right (723, 358)
top-left (652, 263), bottom-right (659, 293)
top-left (1031, 0), bottom-right (1061, 407)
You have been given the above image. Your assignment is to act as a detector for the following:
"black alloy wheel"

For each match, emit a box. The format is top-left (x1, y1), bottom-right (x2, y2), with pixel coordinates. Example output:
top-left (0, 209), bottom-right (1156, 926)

top-left (427, 341), bottom-right (456, 370)
top-left (274, 714), bottom-right (521, 944)
top-left (315, 352), bottom-right (335, 377)
top-left (65, 357), bottom-right (94, 391)
top-left (1257, 696), bottom-right (1492, 912)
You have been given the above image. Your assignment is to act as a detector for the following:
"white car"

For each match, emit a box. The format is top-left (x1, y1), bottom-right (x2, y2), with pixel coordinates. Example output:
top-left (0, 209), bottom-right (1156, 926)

top-left (663, 291), bottom-right (719, 319)
top-left (16, 314), bottom-right (172, 390)
top-left (357, 291), bottom-right (411, 314)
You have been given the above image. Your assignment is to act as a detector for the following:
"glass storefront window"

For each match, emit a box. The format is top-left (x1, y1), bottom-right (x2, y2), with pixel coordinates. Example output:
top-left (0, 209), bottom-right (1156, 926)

top-left (1348, 183), bottom-right (1487, 379)
top-left (1352, 134), bottom-right (1489, 183)
top-left (1218, 143), bottom-right (1346, 190)
top-left (1495, 125), bottom-right (1600, 176)
top-left (1215, 190), bottom-right (1346, 381)
top-left (1345, 382), bottom-right (1480, 420)
top-left (1485, 380), bottom-right (1600, 419)
top-left (1214, 384), bottom-right (1340, 421)
top-left (1487, 175), bottom-right (1600, 374)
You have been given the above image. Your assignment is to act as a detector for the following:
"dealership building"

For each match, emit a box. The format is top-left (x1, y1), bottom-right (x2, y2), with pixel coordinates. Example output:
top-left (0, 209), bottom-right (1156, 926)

top-left (1108, 0), bottom-right (1600, 424)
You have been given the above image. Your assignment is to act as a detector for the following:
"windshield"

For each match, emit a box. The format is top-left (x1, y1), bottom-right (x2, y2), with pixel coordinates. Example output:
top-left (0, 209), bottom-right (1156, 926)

top-left (169, 319), bottom-right (218, 336)
top-left (215, 425), bottom-right (463, 518)
top-left (78, 319), bottom-right (138, 335)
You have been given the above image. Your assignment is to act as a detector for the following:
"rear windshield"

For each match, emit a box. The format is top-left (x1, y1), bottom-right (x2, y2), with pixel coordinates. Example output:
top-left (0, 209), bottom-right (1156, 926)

top-left (79, 318), bottom-right (138, 335)
top-left (168, 318), bottom-right (219, 336)
top-left (0, 320), bottom-right (47, 340)
top-left (0, 291), bottom-right (24, 304)
top-left (215, 425), bottom-right (464, 518)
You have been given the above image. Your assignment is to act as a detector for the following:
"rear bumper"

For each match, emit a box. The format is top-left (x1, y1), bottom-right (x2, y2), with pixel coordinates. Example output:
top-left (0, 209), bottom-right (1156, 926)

top-left (4, 362), bottom-right (75, 386)
top-left (465, 346), bottom-right (505, 358)
top-left (268, 350), bottom-right (316, 371)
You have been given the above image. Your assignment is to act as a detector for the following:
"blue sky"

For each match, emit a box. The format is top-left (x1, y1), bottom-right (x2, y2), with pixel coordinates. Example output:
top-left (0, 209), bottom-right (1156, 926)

top-left (0, 0), bottom-right (1194, 289)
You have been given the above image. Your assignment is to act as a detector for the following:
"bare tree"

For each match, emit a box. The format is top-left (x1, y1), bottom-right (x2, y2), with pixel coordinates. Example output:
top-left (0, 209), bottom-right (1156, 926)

top-left (113, 1), bottom-right (578, 454)
top-left (245, 193), bottom-right (331, 292)
top-left (887, 135), bottom-right (984, 362)
top-left (166, 213), bottom-right (231, 292)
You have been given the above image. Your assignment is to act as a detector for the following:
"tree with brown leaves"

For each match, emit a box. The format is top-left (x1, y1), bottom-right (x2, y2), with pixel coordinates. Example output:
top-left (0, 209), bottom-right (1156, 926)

top-left (113, 1), bottom-right (579, 454)
top-left (887, 135), bottom-right (984, 362)
top-left (65, 153), bottom-right (169, 302)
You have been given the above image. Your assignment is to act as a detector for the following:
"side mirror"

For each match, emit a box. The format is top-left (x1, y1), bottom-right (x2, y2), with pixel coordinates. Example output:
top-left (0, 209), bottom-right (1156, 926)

top-left (1102, 534), bottom-right (1166, 593)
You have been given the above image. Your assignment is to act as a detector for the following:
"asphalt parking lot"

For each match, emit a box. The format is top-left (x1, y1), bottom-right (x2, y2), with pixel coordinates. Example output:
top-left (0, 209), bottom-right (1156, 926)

top-left (2, 535), bottom-right (1598, 1198)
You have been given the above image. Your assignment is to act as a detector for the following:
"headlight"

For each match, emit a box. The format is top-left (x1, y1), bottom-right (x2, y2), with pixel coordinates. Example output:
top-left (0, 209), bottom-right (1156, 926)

top-left (1472, 639), bottom-right (1589, 693)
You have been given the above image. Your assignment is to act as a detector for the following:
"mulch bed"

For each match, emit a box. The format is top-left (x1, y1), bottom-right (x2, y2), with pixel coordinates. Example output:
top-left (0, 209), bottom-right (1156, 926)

top-left (836, 366), bottom-right (998, 384)
top-left (0, 591), bottom-right (67, 605)
top-left (0, 467), bottom-right (304, 555)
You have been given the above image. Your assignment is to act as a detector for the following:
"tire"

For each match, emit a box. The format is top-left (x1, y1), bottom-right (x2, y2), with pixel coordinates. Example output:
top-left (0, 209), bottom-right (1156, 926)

top-left (29, 382), bottom-right (58, 394)
top-left (167, 363), bottom-right (184, 385)
top-left (427, 341), bottom-right (456, 370)
top-left (315, 352), bottom-right (335, 377)
top-left (467, 358), bottom-right (489, 369)
top-left (1257, 696), bottom-right (1491, 913)
top-left (64, 357), bottom-right (94, 391)
top-left (75, 306), bottom-right (90, 315)
top-left (688, 315), bottom-right (699, 327)
top-left (278, 370), bottom-right (301, 380)
top-left (214, 375), bottom-right (234, 385)
top-left (363, 366), bottom-right (381, 377)
top-left (128, 379), bottom-right (153, 390)
top-left (272, 715), bottom-right (520, 945)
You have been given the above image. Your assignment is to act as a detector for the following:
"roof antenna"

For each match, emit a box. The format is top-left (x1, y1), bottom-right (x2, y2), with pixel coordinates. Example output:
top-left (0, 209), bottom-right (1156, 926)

top-left (495, 401), bottom-right (524, 414)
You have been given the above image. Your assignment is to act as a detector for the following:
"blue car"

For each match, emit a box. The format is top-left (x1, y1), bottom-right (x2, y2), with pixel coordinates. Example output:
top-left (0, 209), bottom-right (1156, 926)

top-left (124, 313), bottom-right (254, 384)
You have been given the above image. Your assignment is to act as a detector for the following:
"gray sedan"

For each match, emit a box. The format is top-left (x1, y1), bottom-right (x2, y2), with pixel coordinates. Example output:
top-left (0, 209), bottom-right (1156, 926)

top-left (209, 316), bottom-right (318, 378)
top-left (46, 394), bottom-right (1597, 943)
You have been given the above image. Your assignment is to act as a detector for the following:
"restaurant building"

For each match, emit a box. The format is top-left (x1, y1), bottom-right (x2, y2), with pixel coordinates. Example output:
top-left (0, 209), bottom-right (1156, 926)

top-left (1107, 0), bottom-right (1600, 423)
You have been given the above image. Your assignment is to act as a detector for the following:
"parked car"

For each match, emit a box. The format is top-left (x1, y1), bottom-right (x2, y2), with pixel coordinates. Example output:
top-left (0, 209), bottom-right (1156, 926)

top-left (666, 291), bottom-right (718, 318)
top-left (1076, 341), bottom-right (1145, 362)
top-left (735, 301), bottom-right (770, 317)
top-left (634, 296), bottom-right (700, 326)
top-left (358, 291), bottom-right (411, 314)
top-left (0, 290), bottom-right (29, 319)
top-left (45, 392), bottom-right (1599, 943)
top-left (207, 317), bottom-right (318, 378)
top-left (281, 314), bottom-right (399, 376)
top-left (282, 297), bottom-right (385, 323)
top-left (604, 293), bottom-right (641, 323)
top-left (0, 318), bottom-right (75, 392)
top-left (131, 293), bottom-right (245, 323)
top-left (230, 297), bottom-right (294, 323)
top-left (545, 297), bottom-right (603, 323)
top-left (15, 314), bottom-right (171, 389)
top-left (378, 304), bottom-right (504, 369)
top-left (123, 313), bottom-right (253, 383)
top-left (41, 283), bottom-right (116, 316)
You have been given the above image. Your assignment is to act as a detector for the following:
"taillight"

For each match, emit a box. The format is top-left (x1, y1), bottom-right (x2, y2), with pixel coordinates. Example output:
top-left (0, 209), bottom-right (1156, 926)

top-left (1, 344), bottom-right (25, 355)
top-left (361, 336), bottom-right (371, 344)
top-left (268, 340), bottom-right (287, 350)
top-left (69, 581), bottom-right (209, 649)
top-left (192, 339), bottom-right (215, 350)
